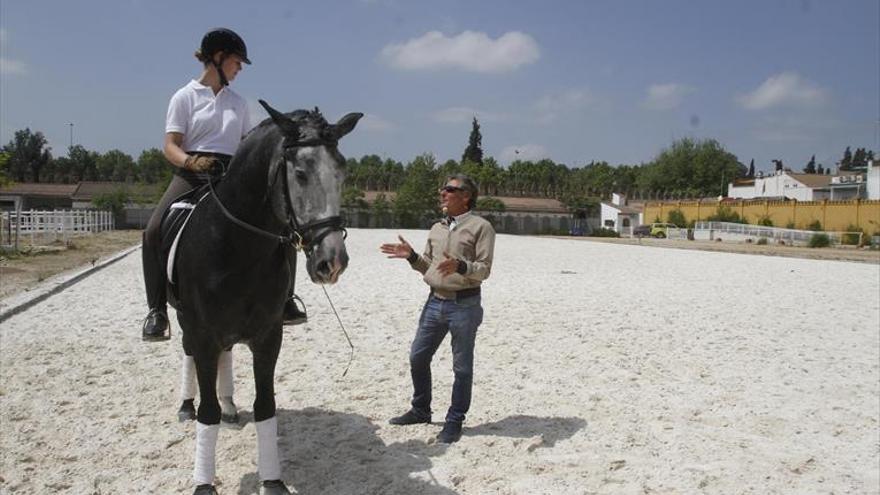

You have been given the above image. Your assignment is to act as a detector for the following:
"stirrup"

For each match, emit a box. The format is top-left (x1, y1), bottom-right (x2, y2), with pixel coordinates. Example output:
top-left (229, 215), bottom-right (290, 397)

top-left (283, 294), bottom-right (308, 326)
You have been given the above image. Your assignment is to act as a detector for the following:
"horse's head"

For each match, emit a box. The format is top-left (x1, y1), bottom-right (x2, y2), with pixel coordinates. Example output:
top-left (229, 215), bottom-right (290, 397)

top-left (260, 99), bottom-right (362, 284)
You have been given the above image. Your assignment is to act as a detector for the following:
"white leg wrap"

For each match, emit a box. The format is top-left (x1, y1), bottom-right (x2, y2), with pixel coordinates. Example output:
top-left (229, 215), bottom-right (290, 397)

top-left (180, 354), bottom-right (197, 401)
top-left (217, 349), bottom-right (234, 397)
top-left (194, 422), bottom-right (220, 485)
top-left (255, 417), bottom-right (282, 481)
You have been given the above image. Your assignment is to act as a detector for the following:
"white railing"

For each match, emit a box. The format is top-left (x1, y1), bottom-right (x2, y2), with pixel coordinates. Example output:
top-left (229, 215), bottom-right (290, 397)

top-left (1, 209), bottom-right (115, 249)
top-left (693, 221), bottom-right (863, 246)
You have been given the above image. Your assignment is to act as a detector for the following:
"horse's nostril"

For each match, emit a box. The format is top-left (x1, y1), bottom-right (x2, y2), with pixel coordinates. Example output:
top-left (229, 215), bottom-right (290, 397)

top-left (316, 260), bottom-right (331, 276)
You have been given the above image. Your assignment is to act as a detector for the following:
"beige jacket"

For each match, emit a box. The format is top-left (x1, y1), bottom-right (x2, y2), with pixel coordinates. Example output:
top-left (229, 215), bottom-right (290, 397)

top-left (409, 212), bottom-right (496, 294)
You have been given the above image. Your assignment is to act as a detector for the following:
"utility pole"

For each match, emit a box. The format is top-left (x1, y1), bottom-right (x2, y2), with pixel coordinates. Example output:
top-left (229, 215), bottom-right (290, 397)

top-left (68, 122), bottom-right (74, 149)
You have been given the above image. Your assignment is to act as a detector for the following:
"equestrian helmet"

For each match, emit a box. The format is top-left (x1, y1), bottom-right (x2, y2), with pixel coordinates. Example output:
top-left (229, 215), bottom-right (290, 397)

top-left (200, 28), bottom-right (251, 64)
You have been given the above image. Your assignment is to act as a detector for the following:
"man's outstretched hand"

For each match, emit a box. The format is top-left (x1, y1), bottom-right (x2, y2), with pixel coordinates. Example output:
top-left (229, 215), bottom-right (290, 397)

top-left (380, 235), bottom-right (414, 259)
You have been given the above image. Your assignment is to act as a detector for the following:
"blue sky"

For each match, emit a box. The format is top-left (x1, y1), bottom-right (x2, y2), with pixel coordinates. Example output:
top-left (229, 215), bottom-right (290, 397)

top-left (1, 0), bottom-right (877, 174)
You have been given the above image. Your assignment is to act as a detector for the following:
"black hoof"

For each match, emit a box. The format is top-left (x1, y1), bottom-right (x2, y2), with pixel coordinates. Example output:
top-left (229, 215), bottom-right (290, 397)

top-left (178, 399), bottom-right (196, 422)
top-left (221, 412), bottom-right (240, 425)
top-left (193, 484), bottom-right (218, 494)
top-left (262, 479), bottom-right (291, 494)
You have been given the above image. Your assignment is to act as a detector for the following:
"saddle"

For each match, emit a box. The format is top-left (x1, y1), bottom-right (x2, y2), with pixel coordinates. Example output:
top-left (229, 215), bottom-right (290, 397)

top-left (159, 185), bottom-right (210, 291)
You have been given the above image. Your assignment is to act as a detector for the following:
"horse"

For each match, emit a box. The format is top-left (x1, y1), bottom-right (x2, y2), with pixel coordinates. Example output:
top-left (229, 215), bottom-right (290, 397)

top-left (170, 100), bottom-right (362, 495)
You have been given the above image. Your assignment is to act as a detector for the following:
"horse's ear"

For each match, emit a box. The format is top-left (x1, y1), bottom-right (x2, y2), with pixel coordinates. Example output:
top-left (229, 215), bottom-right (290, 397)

top-left (332, 112), bottom-right (364, 140)
top-left (259, 99), bottom-right (299, 136)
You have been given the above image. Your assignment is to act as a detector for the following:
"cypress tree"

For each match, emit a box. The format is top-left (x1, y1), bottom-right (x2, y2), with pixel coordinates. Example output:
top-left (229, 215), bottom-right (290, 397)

top-left (461, 117), bottom-right (483, 166)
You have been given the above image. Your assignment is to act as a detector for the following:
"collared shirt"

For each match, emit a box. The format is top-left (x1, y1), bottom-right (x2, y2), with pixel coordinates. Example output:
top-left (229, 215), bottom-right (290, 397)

top-left (165, 79), bottom-right (252, 156)
top-left (410, 211), bottom-right (495, 293)
top-left (447, 210), bottom-right (472, 231)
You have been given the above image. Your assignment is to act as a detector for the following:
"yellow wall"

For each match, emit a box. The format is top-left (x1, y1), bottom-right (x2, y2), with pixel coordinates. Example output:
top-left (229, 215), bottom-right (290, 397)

top-left (643, 199), bottom-right (880, 233)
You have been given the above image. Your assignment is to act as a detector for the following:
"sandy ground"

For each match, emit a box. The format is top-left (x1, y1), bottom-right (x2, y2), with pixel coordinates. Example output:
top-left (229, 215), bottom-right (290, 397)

top-left (1, 228), bottom-right (878, 494)
top-left (0, 230), bottom-right (143, 300)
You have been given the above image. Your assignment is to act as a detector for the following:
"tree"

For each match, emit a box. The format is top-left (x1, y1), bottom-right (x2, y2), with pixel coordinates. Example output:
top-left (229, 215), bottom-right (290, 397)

top-left (817, 164), bottom-right (825, 175)
top-left (461, 117), bottom-right (483, 166)
top-left (2, 128), bottom-right (52, 182)
top-left (68, 145), bottom-right (99, 181)
top-left (747, 159), bottom-right (755, 178)
top-left (137, 148), bottom-right (171, 185)
top-left (803, 155), bottom-right (816, 174)
top-left (840, 146), bottom-right (852, 171)
top-left (393, 153), bottom-right (439, 228)
top-left (96, 149), bottom-right (135, 182)
top-left (773, 159), bottom-right (784, 171)
top-left (636, 138), bottom-right (744, 197)
top-left (852, 147), bottom-right (868, 169)
top-left (0, 152), bottom-right (11, 186)
top-left (342, 186), bottom-right (368, 209)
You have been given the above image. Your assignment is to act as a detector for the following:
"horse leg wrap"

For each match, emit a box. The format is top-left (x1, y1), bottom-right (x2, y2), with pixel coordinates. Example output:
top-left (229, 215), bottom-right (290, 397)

top-left (255, 417), bottom-right (281, 481)
top-left (194, 422), bottom-right (220, 485)
top-left (217, 349), bottom-right (234, 397)
top-left (180, 354), bottom-right (197, 401)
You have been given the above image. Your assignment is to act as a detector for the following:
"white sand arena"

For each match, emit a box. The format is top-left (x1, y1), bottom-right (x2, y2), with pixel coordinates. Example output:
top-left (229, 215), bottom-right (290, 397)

top-left (1, 229), bottom-right (878, 494)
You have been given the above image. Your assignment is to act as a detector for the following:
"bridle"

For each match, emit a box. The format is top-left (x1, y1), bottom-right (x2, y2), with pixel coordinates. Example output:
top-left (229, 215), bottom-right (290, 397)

top-left (207, 137), bottom-right (347, 256)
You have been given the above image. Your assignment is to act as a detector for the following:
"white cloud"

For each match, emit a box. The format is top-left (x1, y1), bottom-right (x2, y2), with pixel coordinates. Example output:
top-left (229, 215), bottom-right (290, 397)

top-left (380, 30), bottom-right (539, 73)
top-left (432, 106), bottom-right (507, 124)
top-left (499, 144), bottom-right (549, 163)
top-left (643, 83), bottom-right (695, 110)
top-left (751, 115), bottom-right (841, 143)
top-left (0, 57), bottom-right (26, 76)
top-left (737, 72), bottom-right (828, 110)
top-left (0, 30), bottom-right (27, 76)
top-left (359, 113), bottom-right (395, 132)
top-left (534, 88), bottom-right (593, 124)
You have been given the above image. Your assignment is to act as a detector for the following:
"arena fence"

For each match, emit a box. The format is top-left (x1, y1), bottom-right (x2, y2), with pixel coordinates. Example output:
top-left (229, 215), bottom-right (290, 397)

top-left (693, 221), bottom-right (863, 246)
top-left (1, 209), bottom-right (115, 250)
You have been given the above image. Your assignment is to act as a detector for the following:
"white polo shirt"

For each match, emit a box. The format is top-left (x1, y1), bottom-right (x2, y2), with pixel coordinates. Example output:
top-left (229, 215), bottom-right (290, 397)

top-left (165, 79), bottom-right (252, 156)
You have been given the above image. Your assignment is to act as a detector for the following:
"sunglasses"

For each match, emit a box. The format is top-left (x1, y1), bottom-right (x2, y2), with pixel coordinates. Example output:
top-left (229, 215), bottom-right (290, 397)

top-left (439, 185), bottom-right (464, 193)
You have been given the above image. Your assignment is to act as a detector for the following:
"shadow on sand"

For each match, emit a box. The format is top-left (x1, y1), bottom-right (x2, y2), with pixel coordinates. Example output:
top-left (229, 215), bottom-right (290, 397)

top-left (465, 414), bottom-right (587, 447)
top-left (234, 409), bottom-right (586, 494)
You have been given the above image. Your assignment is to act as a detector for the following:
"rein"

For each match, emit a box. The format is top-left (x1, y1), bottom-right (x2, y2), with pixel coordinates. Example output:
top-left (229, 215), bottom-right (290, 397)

top-left (206, 150), bottom-right (347, 254)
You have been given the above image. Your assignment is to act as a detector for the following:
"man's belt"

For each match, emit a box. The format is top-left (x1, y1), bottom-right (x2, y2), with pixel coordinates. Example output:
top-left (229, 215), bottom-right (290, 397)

top-left (430, 287), bottom-right (481, 300)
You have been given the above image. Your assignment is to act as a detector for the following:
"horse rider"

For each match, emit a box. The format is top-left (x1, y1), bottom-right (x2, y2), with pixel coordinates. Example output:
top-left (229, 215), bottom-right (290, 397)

top-left (141, 27), bottom-right (307, 344)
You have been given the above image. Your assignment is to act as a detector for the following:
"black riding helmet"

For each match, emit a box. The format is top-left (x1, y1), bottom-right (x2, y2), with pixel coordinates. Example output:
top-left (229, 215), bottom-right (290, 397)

top-left (200, 28), bottom-right (251, 64)
top-left (199, 28), bottom-right (251, 86)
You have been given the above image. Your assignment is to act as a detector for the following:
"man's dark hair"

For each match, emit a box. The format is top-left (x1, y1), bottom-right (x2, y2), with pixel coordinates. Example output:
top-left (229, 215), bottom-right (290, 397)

top-left (447, 173), bottom-right (478, 210)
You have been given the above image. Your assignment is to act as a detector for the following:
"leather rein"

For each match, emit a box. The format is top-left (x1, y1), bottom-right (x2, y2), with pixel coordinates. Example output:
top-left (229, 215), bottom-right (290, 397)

top-left (207, 139), bottom-right (346, 255)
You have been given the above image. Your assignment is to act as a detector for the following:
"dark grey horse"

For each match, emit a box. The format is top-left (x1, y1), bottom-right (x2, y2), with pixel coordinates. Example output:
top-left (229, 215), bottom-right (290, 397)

top-left (171, 100), bottom-right (361, 495)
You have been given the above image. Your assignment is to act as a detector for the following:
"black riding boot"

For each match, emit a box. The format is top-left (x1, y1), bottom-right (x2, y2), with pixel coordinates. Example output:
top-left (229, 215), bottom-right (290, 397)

top-left (142, 308), bottom-right (170, 341)
top-left (283, 244), bottom-right (307, 325)
top-left (283, 295), bottom-right (307, 325)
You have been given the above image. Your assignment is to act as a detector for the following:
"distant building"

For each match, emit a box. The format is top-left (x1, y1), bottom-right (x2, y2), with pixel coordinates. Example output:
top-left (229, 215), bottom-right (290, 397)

top-left (727, 169), bottom-right (867, 201)
top-left (0, 183), bottom-right (77, 211)
top-left (600, 193), bottom-right (642, 236)
top-left (867, 160), bottom-right (879, 200)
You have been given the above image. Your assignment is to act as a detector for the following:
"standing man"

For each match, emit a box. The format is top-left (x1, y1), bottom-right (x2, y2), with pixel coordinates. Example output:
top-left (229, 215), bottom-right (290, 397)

top-left (380, 173), bottom-right (496, 443)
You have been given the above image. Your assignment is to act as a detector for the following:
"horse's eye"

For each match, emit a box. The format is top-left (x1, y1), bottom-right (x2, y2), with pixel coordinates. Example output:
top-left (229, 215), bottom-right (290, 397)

top-left (295, 170), bottom-right (308, 182)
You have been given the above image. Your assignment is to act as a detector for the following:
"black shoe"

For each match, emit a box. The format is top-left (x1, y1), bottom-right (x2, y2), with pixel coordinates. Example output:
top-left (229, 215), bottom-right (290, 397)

top-left (282, 295), bottom-right (307, 326)
top-left (389, 409), bottom-right (431, 425)
top-left (142, 308), bottom-right (170, 342)
top-left (193, 485), bottom-right (218, 495)
top-left (178, 399), bottom-right (196, 422)
top-left (262, 480), bottom-right (292, 494)
top-left (437, 421), bottom-right (462, 443)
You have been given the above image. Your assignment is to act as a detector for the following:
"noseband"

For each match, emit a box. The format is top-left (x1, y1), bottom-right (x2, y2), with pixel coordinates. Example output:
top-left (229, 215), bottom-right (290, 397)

top-left (207, 138), bottom-right (346, 256)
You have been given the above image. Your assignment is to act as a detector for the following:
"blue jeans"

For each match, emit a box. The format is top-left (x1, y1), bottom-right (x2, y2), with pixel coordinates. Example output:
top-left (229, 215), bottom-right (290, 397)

top-left (409, 294), bottom-right (483, 423)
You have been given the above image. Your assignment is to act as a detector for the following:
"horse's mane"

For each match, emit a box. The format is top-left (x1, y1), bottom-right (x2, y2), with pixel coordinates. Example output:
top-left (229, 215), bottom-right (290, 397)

top-left (248, 107), bottom-right (330, 138)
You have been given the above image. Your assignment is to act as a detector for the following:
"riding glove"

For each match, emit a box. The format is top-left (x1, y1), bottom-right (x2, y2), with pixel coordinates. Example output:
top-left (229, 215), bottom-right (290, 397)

top-left (183, 155), bottom-right (218, 172)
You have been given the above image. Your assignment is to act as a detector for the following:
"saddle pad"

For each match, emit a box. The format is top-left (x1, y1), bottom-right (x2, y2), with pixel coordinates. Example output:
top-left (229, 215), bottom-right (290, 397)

top-left (166, 192), bottom-right (210, 284)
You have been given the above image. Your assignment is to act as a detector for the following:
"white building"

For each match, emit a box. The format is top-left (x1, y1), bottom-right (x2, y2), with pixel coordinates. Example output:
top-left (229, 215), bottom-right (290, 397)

top-left (727, 170), bottom-right (866, 201)
top-left (867, 160), bottom-right (879, 200)
top-left (600, 193), bottom-right (642, 236)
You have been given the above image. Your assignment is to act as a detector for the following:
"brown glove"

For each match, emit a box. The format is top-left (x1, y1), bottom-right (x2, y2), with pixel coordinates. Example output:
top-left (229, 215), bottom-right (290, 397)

top-left (183, 155), bottom-right (218, 172)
